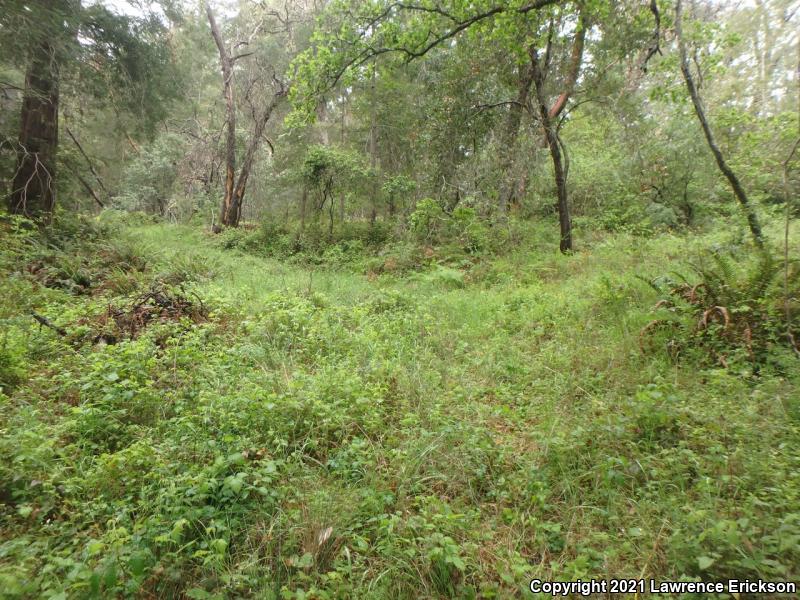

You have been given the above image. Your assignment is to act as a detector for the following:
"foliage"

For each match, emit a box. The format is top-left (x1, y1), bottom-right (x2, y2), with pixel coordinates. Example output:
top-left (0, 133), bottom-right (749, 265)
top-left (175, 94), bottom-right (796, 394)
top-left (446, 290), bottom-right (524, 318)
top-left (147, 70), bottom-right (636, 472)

top-left (642, 246), bottom-right (800, 371)
top-left (1, 0), bottom-right (800, 598)
top-left (409, 199), bottom-right (491, 253)
top-left (115, 133), bottom-right (187, 216)
top-left (2, 218), bottom-right (798, 598)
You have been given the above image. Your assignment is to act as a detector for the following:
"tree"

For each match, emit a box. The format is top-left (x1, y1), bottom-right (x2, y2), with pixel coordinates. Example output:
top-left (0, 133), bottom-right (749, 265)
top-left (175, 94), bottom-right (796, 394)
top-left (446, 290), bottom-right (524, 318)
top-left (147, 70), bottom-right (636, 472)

top-left (528, 9), bottom-right (587, 252)
top-left (206, 5), bottom-right (288, 229)
top-left (675, 0), bottom-right (764, 247)
top-left (290, 0), bottom-right (655, 252)
top-left (2, 0), bottom-right (179, 221)
top-left (301, 144), bottom-right (366, 235)
top-left (6, 0), bottom-right (72, 220)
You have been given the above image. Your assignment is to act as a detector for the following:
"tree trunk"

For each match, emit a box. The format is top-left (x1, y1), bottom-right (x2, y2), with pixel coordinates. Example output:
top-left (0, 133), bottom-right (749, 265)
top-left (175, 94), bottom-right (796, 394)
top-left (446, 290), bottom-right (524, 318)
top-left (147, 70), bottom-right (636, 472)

top-left (545, 126), bottom-right (572, 252)
top-left (329, 192), bottom-right (335, 236)
top-left (207, 6), bottom-right (237, 228)
top-left (529, 14), bottom-right (586, 254)
top-left (532, 66), bottom-right (573, 253)
top-left (498, 63), bottom-right (535, 213)
top-left (300, 185), bottom-right (308, 231)
top-left (9, 40), bottom-right (59, 221)
top-left (675, 0), bottom-right (764, 247)
top-left (231, 92), bottom-right (284, 226)
top-left (369, 66), bottom-right (378, 225)
top-left (339, 98), bottom-right (347, 225)
top-left (531, 79), bottom-right (573, 251)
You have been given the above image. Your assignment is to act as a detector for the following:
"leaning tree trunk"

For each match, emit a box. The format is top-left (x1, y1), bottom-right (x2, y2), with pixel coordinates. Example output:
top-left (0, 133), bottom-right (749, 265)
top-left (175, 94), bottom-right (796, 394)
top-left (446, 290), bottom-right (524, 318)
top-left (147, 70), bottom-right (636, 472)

top-left (9, 40), bottom-right (59, 221)
top-left (675, 0), bottom-right (764, 247)
top-left (230, 92), bottom-right (284, 226)
top-left (530, 63), bottom-right (573, 251)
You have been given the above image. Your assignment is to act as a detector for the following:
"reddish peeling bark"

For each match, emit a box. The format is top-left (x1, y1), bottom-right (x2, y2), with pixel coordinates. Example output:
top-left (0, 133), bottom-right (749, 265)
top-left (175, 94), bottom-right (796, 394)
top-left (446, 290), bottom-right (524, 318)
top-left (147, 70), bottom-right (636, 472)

top-left (10, 40), bottom-right (60, 221)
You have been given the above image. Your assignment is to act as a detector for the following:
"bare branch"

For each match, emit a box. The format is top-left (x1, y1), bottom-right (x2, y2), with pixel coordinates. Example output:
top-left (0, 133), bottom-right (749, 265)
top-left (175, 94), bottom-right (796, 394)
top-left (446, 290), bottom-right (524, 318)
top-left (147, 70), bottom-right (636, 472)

top-left (65, 126), bottom-right (109, 196)
top-left (641, 0), bottom-right (662, 72)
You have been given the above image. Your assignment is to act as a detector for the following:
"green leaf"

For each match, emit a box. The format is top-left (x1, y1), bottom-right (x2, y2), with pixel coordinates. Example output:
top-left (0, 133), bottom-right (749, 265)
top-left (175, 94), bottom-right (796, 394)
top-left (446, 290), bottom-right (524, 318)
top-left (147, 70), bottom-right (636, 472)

top-left (128, 553), bottom-right (147, 577)
top-left (224, 475), bottom-right (244, 494)
top-left (698, 555), bottom-right (715, 570)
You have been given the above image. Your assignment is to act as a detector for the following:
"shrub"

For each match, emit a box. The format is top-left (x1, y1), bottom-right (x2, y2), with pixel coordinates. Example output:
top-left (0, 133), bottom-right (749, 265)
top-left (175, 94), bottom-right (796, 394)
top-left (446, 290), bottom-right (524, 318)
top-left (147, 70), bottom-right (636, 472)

top-left (409, 200), bottom-right (490, 253)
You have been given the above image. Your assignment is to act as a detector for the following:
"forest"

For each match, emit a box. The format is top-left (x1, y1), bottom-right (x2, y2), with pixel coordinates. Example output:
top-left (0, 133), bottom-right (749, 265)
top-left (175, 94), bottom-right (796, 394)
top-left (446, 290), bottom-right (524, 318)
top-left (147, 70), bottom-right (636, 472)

top-left (0, 0), bottom-right (799, 597)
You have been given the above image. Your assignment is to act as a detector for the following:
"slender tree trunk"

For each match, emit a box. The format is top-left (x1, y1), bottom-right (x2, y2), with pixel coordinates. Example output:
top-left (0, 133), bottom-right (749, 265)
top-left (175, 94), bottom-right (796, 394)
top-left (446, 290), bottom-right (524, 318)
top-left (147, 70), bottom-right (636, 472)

top-left (541, 119), bottom-right (571, 252)
top-left (73, 170), bottom-right (104, 209)
top-left (65, 126), bottom-right (108, 199)
top-left (531, 76), bottom-right (573, 252)
top-left (675, 0), bottom-right (764, 247)
top-left (10, 40), bottom-right (59, 221)
top-left (339, 96), bottom-right (348, 224)
top-left (207, 6), bottom-right (237, 229)
top-left (498, 64), bottom-right (535, 213)
top-left (369, 66), bottom-right (378, 225)
top-left (329, 191), bottom-right (335, 236)
top-left (230, 93), bottom-right (283, 226)
top-left (300, 185), bottom-right (308, 231)
top-left (529, 15), bottom-right (585, 253)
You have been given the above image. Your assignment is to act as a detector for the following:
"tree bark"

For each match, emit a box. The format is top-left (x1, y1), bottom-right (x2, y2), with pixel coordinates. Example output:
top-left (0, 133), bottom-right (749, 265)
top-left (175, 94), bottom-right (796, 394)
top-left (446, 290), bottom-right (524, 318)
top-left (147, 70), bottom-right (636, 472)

top-left (207, 6), bottom-right (237, 228)
top-left (9, 40), bottom-right (59, 221)
top-left (675, 0), bottom-right (764, 247)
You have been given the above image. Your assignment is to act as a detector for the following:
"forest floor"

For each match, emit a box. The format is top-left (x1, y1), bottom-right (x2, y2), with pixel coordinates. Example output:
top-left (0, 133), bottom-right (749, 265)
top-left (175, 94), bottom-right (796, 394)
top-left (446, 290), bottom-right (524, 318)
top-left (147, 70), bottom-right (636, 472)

top-left (1, 217), bottom-right (799, 599)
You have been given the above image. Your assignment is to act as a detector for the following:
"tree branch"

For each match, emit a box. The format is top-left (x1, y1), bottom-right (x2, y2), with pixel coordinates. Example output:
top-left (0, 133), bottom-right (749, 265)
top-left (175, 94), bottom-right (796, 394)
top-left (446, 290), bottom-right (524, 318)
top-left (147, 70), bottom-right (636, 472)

top-left (315, 0), bottom-right (564, 95)
top-left (65, 126), bottom-right (109, 196)
top-left (547, 11), bottom-right (587, 119)
top-left (641, 0), bottom-right (662, 72)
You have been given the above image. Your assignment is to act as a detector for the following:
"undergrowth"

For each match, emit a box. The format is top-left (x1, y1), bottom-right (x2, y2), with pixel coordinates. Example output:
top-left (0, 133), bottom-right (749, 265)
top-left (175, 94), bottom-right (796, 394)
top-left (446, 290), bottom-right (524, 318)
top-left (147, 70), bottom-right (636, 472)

top-left (1, 214), bottom-right (798, 599)
top-left (641, 246), bottom-right (800, 373)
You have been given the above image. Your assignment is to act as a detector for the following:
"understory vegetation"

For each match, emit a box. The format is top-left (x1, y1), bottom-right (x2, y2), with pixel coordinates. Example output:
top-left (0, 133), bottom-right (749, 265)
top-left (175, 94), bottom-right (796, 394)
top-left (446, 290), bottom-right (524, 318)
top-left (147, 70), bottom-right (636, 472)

top-left (2, 0), bottom-right (799, 597)
top-left (1, 212), bottom-right (799, 598)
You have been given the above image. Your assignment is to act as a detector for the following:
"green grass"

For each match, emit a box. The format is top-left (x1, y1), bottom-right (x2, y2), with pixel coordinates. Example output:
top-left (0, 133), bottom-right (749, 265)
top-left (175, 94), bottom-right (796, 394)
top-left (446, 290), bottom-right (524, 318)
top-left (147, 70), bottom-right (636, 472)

top-left (1, 217), bottom-right (798, 599)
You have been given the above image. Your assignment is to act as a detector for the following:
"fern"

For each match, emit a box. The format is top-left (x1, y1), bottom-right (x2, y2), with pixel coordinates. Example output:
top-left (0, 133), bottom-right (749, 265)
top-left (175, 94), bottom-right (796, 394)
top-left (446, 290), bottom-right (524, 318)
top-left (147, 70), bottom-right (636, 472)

top-left (642, 246), bottom-right (799, 370)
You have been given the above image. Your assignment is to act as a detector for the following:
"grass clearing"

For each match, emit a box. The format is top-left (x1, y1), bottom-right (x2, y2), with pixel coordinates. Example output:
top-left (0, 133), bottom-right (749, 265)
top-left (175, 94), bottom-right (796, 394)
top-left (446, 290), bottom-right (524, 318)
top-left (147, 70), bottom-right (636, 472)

top-left (1, 217), bottom-right (798, 598)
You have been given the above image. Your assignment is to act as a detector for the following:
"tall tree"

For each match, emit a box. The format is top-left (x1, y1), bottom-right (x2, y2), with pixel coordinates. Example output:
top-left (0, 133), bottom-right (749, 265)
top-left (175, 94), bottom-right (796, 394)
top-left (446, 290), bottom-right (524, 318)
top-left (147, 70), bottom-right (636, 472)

top-left (206, 5), bottom-right (239, 229)
top-left (207, 5), bottom-right (287, 229)
top-left (7, 0), bottom-right (72, 220)
top-left (675, 0), bottom-right (764, 247)
top-left (2, 0), bottom-right (180, 221)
